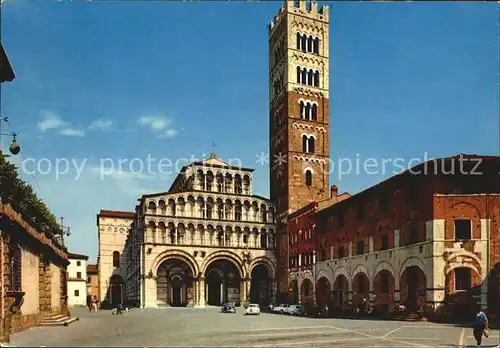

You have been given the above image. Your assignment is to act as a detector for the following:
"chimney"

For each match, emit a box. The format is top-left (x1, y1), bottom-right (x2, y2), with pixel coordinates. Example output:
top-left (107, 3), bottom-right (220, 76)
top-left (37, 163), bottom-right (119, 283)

top-left (330, 185), bottom-right (338, 199)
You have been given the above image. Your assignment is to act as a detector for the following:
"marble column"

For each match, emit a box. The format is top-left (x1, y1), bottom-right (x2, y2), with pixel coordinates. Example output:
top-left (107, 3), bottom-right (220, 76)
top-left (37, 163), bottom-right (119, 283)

top-left (198, 277), bottom-right (206, 307)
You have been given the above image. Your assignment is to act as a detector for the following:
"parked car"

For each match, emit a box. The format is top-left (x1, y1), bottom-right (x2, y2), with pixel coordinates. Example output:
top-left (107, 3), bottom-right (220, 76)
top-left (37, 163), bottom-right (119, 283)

top-left (272, 304), bottom-right (290, 314)
top-left (286, 304), bottom-right (304, 316)
top-left (245, 303), bottom-right (260, 315)
top-left (221, 303), bottom-right (236, 313)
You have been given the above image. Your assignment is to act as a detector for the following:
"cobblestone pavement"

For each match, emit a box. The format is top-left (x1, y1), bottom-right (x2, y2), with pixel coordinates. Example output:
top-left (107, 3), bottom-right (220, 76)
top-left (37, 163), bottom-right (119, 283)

top-left (8, 307), bottom-right (500, 347)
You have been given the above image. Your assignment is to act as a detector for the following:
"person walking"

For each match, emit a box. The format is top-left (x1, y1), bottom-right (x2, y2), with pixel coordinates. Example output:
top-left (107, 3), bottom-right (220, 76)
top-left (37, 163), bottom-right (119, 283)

top-left (473, 307), bottom-right (489, 347)
top-left (86, 295), bottom-right (92, 312)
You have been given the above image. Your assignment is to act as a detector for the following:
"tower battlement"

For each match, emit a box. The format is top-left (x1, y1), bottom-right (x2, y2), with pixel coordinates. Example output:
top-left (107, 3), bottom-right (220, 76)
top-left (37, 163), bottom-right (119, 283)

top-left (268, 0), bottom-right (329, 36)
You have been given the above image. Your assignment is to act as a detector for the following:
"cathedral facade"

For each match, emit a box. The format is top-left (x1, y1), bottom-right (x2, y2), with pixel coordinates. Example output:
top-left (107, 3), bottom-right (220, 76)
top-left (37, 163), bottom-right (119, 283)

top-left (97, 155), bottom-right (277, 307)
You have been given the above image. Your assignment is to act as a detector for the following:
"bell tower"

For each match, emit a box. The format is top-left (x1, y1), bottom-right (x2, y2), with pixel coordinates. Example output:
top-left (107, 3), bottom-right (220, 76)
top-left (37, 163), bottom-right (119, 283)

top-left (268, 0), bottom-right (330, 292)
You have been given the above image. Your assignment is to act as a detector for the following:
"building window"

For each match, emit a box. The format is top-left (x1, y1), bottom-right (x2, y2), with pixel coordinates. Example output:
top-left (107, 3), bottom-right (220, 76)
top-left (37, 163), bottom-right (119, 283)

top-left (338, 246), bottom-right (345, 258)
top-left (407, 187), bottom-right (418, 202)
top-left (77, 272), bottom-right (82, 279)
top-left (302, 135), bottom-right (315, 153)
top-left (380, 273), bottom-right (389, 294)
top-left (77, 261), bottom-right (81, 266)
top-left (381, 234), bottom-right (389, 250)
top-left (357, 206), bottom-right (364, 220)
top-left (455, 268), bottom-right (471, 290)
top-left (338, 212), bottom-right (344, 227)
top-left (379, 197), bottom-right (388, 214)
top-left (410, 228), bottom-right (418, 244)
top-left (305, 170), bottom-right (312, 186)
top-left (113, 251), bottom-right (120, 267)
top-left (357, 240), bottom-right (365, 255)
top-left (320, 249), bottom-right (326, 261)
top-left (87, 277), bottom-right (91, 283)
top-left (74, 290), bottom-right (79, 297)
top-left (455, 219), bottom-right (471, 241)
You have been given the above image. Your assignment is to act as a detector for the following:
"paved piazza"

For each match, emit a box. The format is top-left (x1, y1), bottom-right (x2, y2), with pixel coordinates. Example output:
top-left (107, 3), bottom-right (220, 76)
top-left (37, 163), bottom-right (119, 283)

top-left (9, 308), bottom-right (499, 347)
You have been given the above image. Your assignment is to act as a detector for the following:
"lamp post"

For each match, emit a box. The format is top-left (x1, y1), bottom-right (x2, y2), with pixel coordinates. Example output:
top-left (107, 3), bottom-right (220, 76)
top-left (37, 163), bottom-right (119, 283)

top-left (0, 116), bottom-right (20, 156)
top-left (58, 217), bottom-right (71, 247)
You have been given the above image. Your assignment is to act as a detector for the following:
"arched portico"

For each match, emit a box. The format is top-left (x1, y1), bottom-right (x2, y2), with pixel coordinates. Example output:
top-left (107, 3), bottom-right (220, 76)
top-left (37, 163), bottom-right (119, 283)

top-left (333, 274), bottom-right (349, 308)
top-left (108, 275), bottom-right (125, 305)
top-left (157, 258), bottom-right (194, 307)
top-left (288, 279), bottom-right (299, 304)
top-left (316, 277), bottom-right (331, 309)
top-left (400, 266), bottom-right (426, 313)
top-left (300, 278), bottom-right (313, 304)
top-left (250, 263), bottom-right (271, 305)
top-left (352, 272), bottom-right (369, 312)
top-left (204, 259), bottom-right (241, 306)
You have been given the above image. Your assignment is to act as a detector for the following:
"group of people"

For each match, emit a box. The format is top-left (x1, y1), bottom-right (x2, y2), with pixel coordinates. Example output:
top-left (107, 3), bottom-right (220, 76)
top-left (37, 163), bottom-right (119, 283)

top-left (86, 295), bottom-right (99, 312)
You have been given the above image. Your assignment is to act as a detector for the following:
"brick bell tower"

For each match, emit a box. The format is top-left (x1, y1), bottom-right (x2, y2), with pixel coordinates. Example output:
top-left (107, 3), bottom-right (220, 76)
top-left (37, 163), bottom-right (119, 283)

top-left (268, 0), bottom-right (330, 294)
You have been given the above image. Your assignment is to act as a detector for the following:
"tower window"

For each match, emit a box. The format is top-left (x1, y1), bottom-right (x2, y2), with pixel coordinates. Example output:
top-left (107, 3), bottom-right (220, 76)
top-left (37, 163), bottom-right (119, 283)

top-left (307, 35), bottom-right (313, 52)
top-left (307, 69), bottom-right (313, 86)
top-left (299, 101), bottom-right (318, 120)
top-left (305, 170), bottom-right (312, 186)
top-left (301, 68), bottom-right (307, 84)
top-left (296, 66), bottom-right (301, 83)
top-left (301, 35), bottom-right (307, 52)
top-left (455, 219), bottom-right (471, 241)
top-left (313, 37), bottom-right (320, 54)
top-left (296, 32), bottom-right (301, 49)
top-left (314, 70), bottom-right (320, 87)
top-left (113, 251), bottom-right (120, 267)
top-left (302, 135), bottom-right (315, 153)
top-left (311, 104), bottom-right (317, 120)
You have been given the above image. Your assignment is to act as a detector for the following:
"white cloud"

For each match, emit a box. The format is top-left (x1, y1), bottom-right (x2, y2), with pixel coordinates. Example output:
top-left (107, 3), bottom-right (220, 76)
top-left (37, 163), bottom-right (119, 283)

top-left (89, 119), bottom-right (113, 131)
top-left (59, 128), bottom-right (85, 137)
top-left (138, 115), bottom-right (178, 138)
top-left (38, 111), bottom-right (85, 137)
top-left (160, 129), bottom-right (178, 138)
top-left (38, 112), bottom-right (64, 132)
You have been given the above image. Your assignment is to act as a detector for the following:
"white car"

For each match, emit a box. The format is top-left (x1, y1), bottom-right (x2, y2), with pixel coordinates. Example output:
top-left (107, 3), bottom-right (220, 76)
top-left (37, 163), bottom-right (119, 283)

top-left (272, 304), bottom-right (290, 314)
top-left (245, 303), bottom-right (260, 315)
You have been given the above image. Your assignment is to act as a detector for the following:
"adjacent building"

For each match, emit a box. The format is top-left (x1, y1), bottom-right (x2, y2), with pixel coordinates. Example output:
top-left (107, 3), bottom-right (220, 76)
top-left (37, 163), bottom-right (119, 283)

top-left (96, 210), bottom-right (134, 306)
top-left (86, 264), bottom-right (99, 301)
top-left (0, 45), bottom-right (73, 343)
top-left (286, 155), bottom-right (500, 319)
top-left (67, 253), bottom-right (88, 307)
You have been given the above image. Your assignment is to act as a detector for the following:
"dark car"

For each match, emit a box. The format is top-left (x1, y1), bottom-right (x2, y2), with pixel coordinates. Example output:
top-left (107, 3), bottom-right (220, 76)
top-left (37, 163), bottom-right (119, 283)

top-left (221, 303), bottom-right (236, 313)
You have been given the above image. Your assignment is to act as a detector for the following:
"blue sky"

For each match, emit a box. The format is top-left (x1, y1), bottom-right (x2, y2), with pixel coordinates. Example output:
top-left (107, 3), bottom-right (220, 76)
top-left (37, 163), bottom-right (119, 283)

top-left (1, 1), bottom-right (498, 263)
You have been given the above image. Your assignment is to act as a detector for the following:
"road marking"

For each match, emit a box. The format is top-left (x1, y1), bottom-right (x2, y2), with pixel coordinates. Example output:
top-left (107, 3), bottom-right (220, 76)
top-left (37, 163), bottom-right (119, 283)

top-left (382, 326), bottom-right (403, 337)
top-left (251, 336), bottom-right (374, 347)
top-left (245, 330), bottom-right (344, 338)
top-left (458, 328), bottom-right (465, 348)
top-left (328, 325), bottom-right (378, 338)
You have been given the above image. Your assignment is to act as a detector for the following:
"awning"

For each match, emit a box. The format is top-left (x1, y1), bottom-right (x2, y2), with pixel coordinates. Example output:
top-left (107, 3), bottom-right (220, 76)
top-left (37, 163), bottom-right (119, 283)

top-left (0, 43), bottom-right (15, 83)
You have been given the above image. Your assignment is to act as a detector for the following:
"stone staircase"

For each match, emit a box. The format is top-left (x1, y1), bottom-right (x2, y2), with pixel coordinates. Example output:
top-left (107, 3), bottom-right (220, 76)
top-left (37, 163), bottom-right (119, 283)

top-left (40, 313), bottom-right (78, 327)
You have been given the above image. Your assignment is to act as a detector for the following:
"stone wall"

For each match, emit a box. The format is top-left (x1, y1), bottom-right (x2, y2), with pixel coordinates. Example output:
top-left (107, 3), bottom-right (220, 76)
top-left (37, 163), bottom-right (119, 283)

top-left (20, 249), bottom-right (38, 315)
top-left (50, 264), bottom-right (61, 312)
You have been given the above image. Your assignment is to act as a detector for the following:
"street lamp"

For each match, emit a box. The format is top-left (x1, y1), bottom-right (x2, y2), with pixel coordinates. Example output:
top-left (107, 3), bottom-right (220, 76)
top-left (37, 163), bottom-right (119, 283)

top-left (0, 116), bottom-right (20, 156)
top-left (58, 217), bottom-right (71, 247)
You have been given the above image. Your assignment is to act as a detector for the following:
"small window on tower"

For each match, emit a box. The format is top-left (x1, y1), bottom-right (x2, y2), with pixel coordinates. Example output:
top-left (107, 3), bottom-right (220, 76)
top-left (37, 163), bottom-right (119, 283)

top-left (305, 170), bottom-right (312, 186)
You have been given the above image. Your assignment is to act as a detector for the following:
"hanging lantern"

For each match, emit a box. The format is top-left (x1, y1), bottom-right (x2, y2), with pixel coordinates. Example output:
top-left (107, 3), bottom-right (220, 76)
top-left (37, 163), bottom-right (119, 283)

top-left (9, 137), bottom-right (20, 155)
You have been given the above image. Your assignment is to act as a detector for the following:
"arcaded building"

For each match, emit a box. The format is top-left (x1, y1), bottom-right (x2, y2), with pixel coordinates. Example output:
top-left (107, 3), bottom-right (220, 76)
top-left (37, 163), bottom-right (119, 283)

top-left (125, 154), bottom-right (277, 307)
top-left (286, 155), bottom-right (500, 319)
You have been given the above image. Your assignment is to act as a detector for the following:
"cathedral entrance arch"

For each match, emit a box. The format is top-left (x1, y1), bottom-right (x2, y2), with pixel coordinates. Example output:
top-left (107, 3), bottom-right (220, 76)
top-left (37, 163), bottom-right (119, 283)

top-left (205, 259), bottom-right (241, 306)
top-left (250, 264), bottom-right (271, 305)
top-left (157, 259), bottom-right (194, 307)
top-left (109, 275), bottom-right (124, 305)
